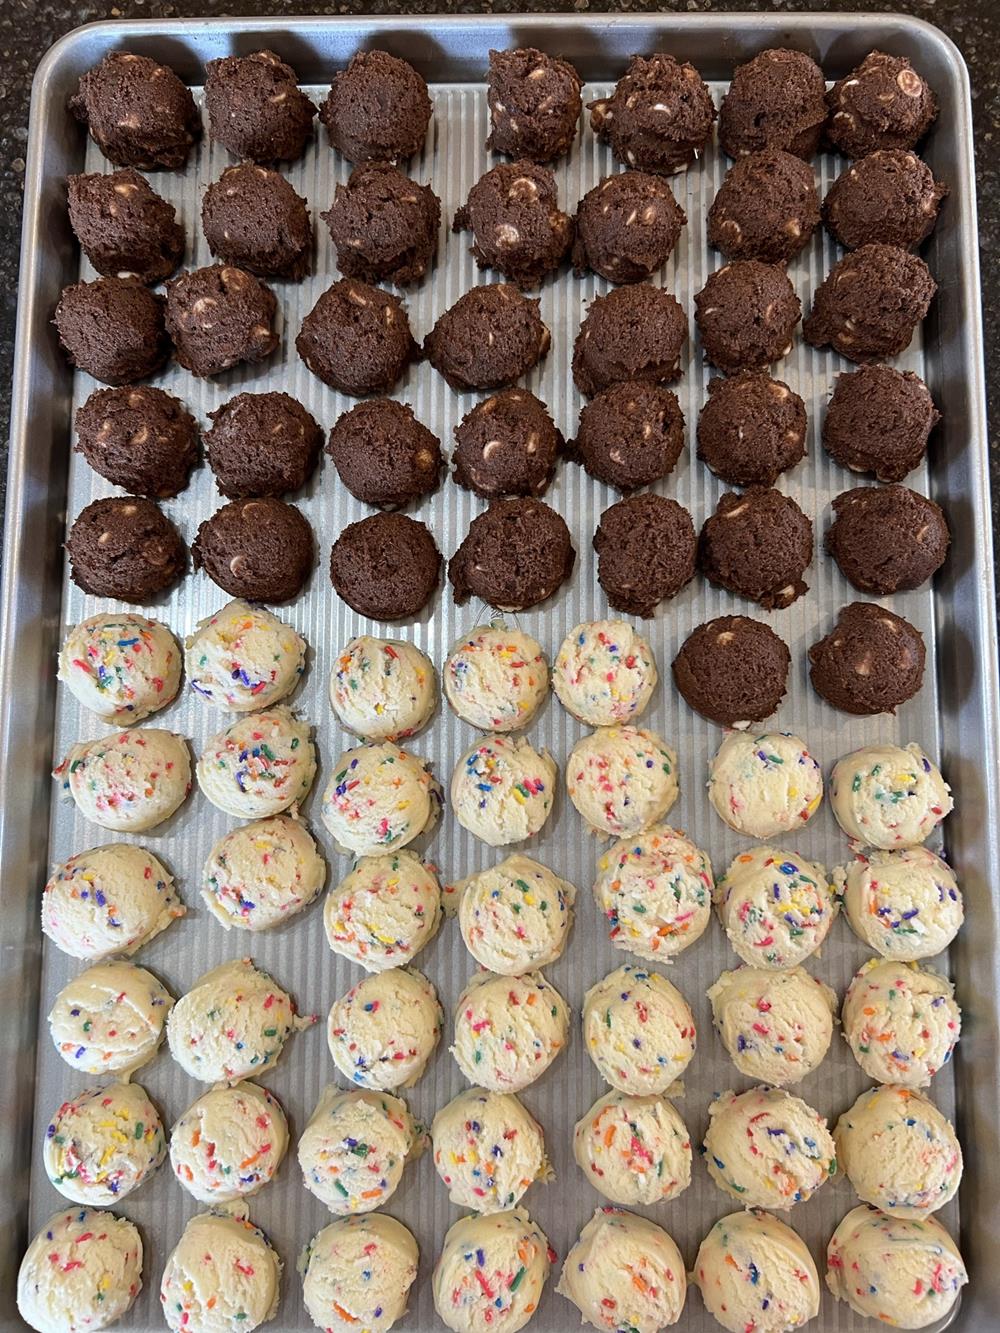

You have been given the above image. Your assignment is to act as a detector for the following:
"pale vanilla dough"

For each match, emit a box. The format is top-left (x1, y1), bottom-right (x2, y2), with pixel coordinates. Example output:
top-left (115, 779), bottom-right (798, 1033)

top-left (830, 743), bottom-right (952, 849)
top-left (301, 1215), bottom-right (418, 1333)
top-left (327, 967), bottom-right (441, 1091)
top-left (431, 1086), bottom-right (549, 1213)
top-left (693, 1210), bottom-right (820, 1333)
top-left (707, 966), bottom-right (837, 1087)
top-left (454, 854), bottom-right (575, 975)
top-left (704, 1087), bottom-right (836, 1209)
top-left (44, 1082), bottom-right (165, 1205)
top-left (835, 845), bottom-right (963, 960)
top-left (443, 625), bottom-right (549, 732)
top-left (17, 1207), bottom-right (143, 1333)
top-left (197, 707), bottom-right (316, 819)
top-left (841, 957), bottom-right (961, 1087)
top-left (298, 1086), bottom-right (419, 1214)
top-left (573, 1090), bottom-right (691, 1207)
top-left (59, 612), bottom-right (181, 725)
top-left (160, 1213), bottom-right (280, 1333)
top-left (553, 621), bottom-right (658, 727)
top-left (186, 600), bottom-right (305, 712)
top-left (557, 1208), bottom-right (686, 1333)
top-left (324, 851), bottom-right (442, 971)
top-left (432, 1209), bottom-right (551, 1333)
top-left (582, 965), bottom-right (696, 1095)
top-left (451, 736), bottom-right (556, 847)
top-left (566, 726), bottom-right (678, 838)
top-left (55, 729), bottom-right (191, 833)
top-left (330, 635), bottom-right (436, 741)
top-left (170, 1082), bottom-right (288, 1204)
top-left (202, 815), bottom-right (326, 932)
top-left (48, 960), bottom-right (173, 1077)
top-left (707, 731), bottom-right (823, 839)
top-left (321, 741), bottom-right (440, 857)
top-left (451, 970), bottom-right (569, 1093)
top-left (715, 846), bottom-right (834, 969)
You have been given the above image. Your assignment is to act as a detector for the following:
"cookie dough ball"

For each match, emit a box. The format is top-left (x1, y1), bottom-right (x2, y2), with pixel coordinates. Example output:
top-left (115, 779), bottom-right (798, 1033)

top-left (823, 150), bottom-right (947, 250)
top-left (583, 965), bottom-right (696, 1095)
top-left (826, 1206), bottom-right (965, 1329)
top-left (324, 851), bottom-right (442, 971)
top-left (705, 1087), bottom-right (835, 1209)
top-left (54, 728), bottom-right (191, 832)
top-left (44, 1082), bottom-right (165, 1204)
top-left (573, 1090), bottom-right (692, 1206)
top-left (330, 513), bottom-right (441, 620)
top-left (425, 284), bottom-right (550, 391)
top-left (693, 1210), bottom-right (820, 1333)
top-left (321, 740), bottom-right (440, 857)
top-left (454, 853), bottom-right (575, 974)
top-left (558, 1209), bottom-right (686, 1333)
top-left (451, 735), bottom-right (556, 846)
top-left (593, 493), bottom-right (696, 618)
top-left (450, 498), bottom-right (575, 612)
top-left (716, 846), bottom-right (834, 969)
top-left (330, 635), bottom-right (436, 741)
top-left (298, 1086), bottom-right (419, 1213)
top-left (451, 970), bottom-right (569, 1092)
top-left (455, 161), bottom-right (573, 289)
top-left (697, 373), bottom-right (807, 487)
top-left (572, 284), bottom-right (687, 398)
top-left (186, 600), bottom-right (306, 712)
top-left (708, 731), bottom-right (823, 839)
top-left (719, 49), bottom-right (827, 158)
top-left (160, 1214), bottom-right (280, 1333)
top-left (328, 967), bottom-right (442, 1091)
top-left (589, 53), bottom-right (716, 175)
top-left (433, 1209), bottom-right (551, 1333)
top-left (826, 50), bottom-right (939, 158)
top-left (569, 382), bottom-right (684, 492)
top-left (67, 169), bottom-right (183, 284)
top-left (444, 625), bottom-right (549, 732)
top-left (69, 51), bottom-right (200, 170)
top-left (204, 50), bottom-right (316, 163)
top-left (554, 621), bottom-right (657, 726)
top-left (808, 602), bottom-right (926, 715)
top-left (320, 50), bottom-right (431, 163)
top-left (843, 957), bottom-right (961, 1087)
top-left (297, 279), bottom-right (417, 395)
top-left (302, 1216), bottom-right (418, 1333)
top-left (326, 400), bottom-right (442, 510)
top-left (834, 1085), bottom-right (962, 1217)
top-left (42, 843), bottom-right (183, 961)
top-left (202, 815), bottom-right (326, 932)
top-left (695, 261), bottom-right (801, 374)
top-left (59, 612), bottom-right (181, 725)
top-left (566, 726), bottom-right (679, 839)
top-left (431, 1087), bottom-right (549, 1212)
top-left (699, 487), bottom-right (813, 610)
top-left (170, 1082), bottom-right (288, 1203)
top-left (707, 965), bottom-right (837, 1087)
top-left (573, 172), bottom-right (686, 284)
top-left (322, 164), bottom-right (441, 287)
top-left (823, 365), bottom-right (940, 482)
top-left (487, 47), bottom-right (582, 162)
top-left (852, 842), bottom-right (963, 955)
top-left (166, 263), bottom-right (278, 377)
top-left (708, 151), bottom-right (820, 263)
top-left (826, 484), bottom-right (949, 594)
top-left (830, 742), bottom-right (952, 848)
top-left (804, 244), bottom-right (936, 362)
top-left (672, 616), bottom-right (791, 728)
top-left (54, 277), bottom-right (168, 385)
top-left (17, 1207), bottom-right (143, 1333)
top-left (67, 497), bottom-right (185, 602)
top-left (453, 390), bottom-right (561, 499)
top-left (202, 164), bottom-right (312, 280)
top-left (197, 707), bottom-right (315, 819)
top-left (48, 960), bottom-right (173, 1077)
top-left (194, 497), bottom-right (314, 603)
top-left (74, 385), bottom-right (197, 498)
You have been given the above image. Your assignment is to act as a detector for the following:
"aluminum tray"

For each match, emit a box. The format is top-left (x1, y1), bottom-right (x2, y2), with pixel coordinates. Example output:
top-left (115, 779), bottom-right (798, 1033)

top-left (2, 13), bottom-right (997, 1333)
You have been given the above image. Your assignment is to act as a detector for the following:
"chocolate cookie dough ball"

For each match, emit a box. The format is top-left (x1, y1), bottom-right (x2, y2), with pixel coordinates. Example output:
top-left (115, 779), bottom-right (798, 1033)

top-left (826, 50), bottom-right (938, 158)
top-left (697, 373), bottom-right (807, 487)
top-left (67, 169), bottom-right (183, 284)
top-left (454, 161), bottom-right (573, 289)
top-left (486, 47), bottom-right (582, 162)
top-left (809, 602), bottom-right (926, 714)
top-left (204, 50), bottom-right (316, 163)
top-left (320, 50), bottom-right (431, 163)
top-left (589, 53), bottom-right (716, 175)
top-left (330, 513), bottom-right (441, 620)
top-left (194, 498), bottom-right (313, 603)
top-left (69, 51), bottom-right (200, 170)
top-left (424, 284), bottom-right (550, 391)
top-left (699, 487), bottom-right (813, 610)
top-left (708, 151), bottom-right (820, 264)
top-left (327, 400), bottom-right (442, 509)
top-left (165, 264), bottom-right (278, 377)
top-left (823, 150), bottom-right (947, 250)
top-left (452, 389), bottom-right (561, 498)
top-left (695, 261), bottom-right (801, 374)
top-left (54, 277), bottom-right (168, 385)
top-left (206, 391), bottom-right (322, 498)
top-left (67, 496), bottom-right (185, 601)
top-left (75, 385), bottom-right (197, 498)
top-left (450, 498), bottom-right (574, 612)
top-left (593, 493), bottom-right (696, 618)
top-left (322, 164), bottom-right (441, 287)
top-left (719, 48), bottom-right (827, 159)
top-left (202, 164), bottom-right (312, 280)
top-left (573, 284), bottom-right (687, 398)
top-left (823, 365), bottom-right (939, 481)
top-left (804, 244), bottom-right (935, 362)
top-left (673, 615), bottom-right (791, 727)
top-left (568, 382), bottom-right (684, 492)
top-left (573, 171), bottom-right (686, 283)
top-left (297, 279), bottom-right (417, 396)
top-left (826, 485), bottom-right (949, 594)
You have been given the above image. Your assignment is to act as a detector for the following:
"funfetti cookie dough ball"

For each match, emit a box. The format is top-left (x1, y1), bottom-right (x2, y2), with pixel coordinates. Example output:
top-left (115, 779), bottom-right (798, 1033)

top-left (450, 499), bottom-right (575, 613)
top-left (186, 601), bottom-right (306, 713)
top-left (328, 967), bottom-right (442, 1091)
top-left (699, 487), bottom-right (813, 611)
top-left (573, 172), bottom-right (686, 285)
top-left (170, 1082), bottom-right (288, 1204)
top-left (719, 49), bottom-right (827, 159)
top-left (68, 169), bottom-right (183, 284)
top-left (424, 284), bottom-right (550, 392)
top-left (842, 958), bottom-right (961, 1087)
top-left (452, 390), bottom-right (562, 500)
top-left (583, 964), bottom-right (696, 1095)
top-left (708, 731), bottom-right (823, 840)
top-left (320, 50), bottom-right (432, 164)
top-left (48, 960), bottom-right (173, 1077)
top-left (707, 965), bottom-right (837, 1087)
top-left (166, 264), bottom-right (279, 378)
top-left (433, 1209), bottom-right (552, 1333)
top-left (826, 1206), bottom-right (966, 1329)
top-left (454, 854), bottom-right (575, 975)
top-left (302, 1215), bottom-right (418, 1333)
top-left (826, 485), bottom-right (949, 595)
top-left (593, 494), bottom-right (697, 619)
top-left (330, 513), bottom-right (441, 621)
top-left (204, 50), bottom-right (316, 163)
top-left (697, 372), bottom-right (807, 488)
top-left (444, 625), bottom-right (549, 732)
top-left (322, 164), bottom-right (441, 287)
top-left (803, 244), bottom-right (936, 363)
top-left (326, 399), bottom-right (442, 510)
top-left (54, 728), bottom-right (191, 833)
top-left (205, 388), bottom-right (320, 499)
top-left (321, 741), bottom-right (440, 857)
top-left (451, 970), bottom-right (569, 1093)
top-left (298, 1085), bottom-right (419, 1213)
top-left (693, 1210), bottom-right (820, 1333)
top-left (197, 707), bottom-right (316, 820)
top-left (325, 851), bottom-right (441, 971)
top-left (74, 385), bottom-right (197, 499)
top-left (558, 1208), bottom-right (687, 1333)
top-left (826, 50), bottom-right (939, 159)
top-left (67, 497), bottom-right (185, 602)
top-left (573, 1090), bottom-right (692, 1206)
top-left (835, 846), bottom-right (963, 960)
top-left (823, 365), bottom-right (939, 483)
top-left (568, 382), bottom-right (685, 493)
top-left (59, 613), bottom-right (181, 726)
top-left (454, 161), bottom-right (573, 289)
top-left (716, 846), bottom-right (834, 970)
top-left (553, 621), bottom-right (657, 727)
top-left (708, 151), bottom-right (820, 264)
top-left (572, 284), bottom-right (687, 398)
top-left (202, 815), bottom-right (326, 932)
top-left (589, 53), bottom-right (716, 175)
top-left (297, 279), bottom-right (417, 396)
top-left (17, 1207), bottom-right (143, 1333)
top-left (330, 636), bottom-right (436, 742)
top-left (194, 498), bottom-right (315, 604)
top-left (69, 51), bottom-right (200, 170)
top-left (451, 735), bottom-right (557, 847)
top-left (566, 726), bottom-right (679, 840)
top-left (202, 164), bottom-right (312, 281)
top-left (695, 261), bottom-right (801, 375)
top-left (486, 47), bottom-right (582, 163)
top-left (54, 277), bottom-right (168, 385)
top-left (704, 1087), bottom-right (835, 1209)
top-left (823, 150), bottom-right (947, 251)
top-left (431, 1087), bottom-right (549, 1213)
top-left (672, 617), bottom-right (791, 729)
top-left (44, 1082), bottom-right (165, 1204)
top-left (160, 1213), bottom-right (280, 1333)
top-left (808, 603), bottom-right (926, 716)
